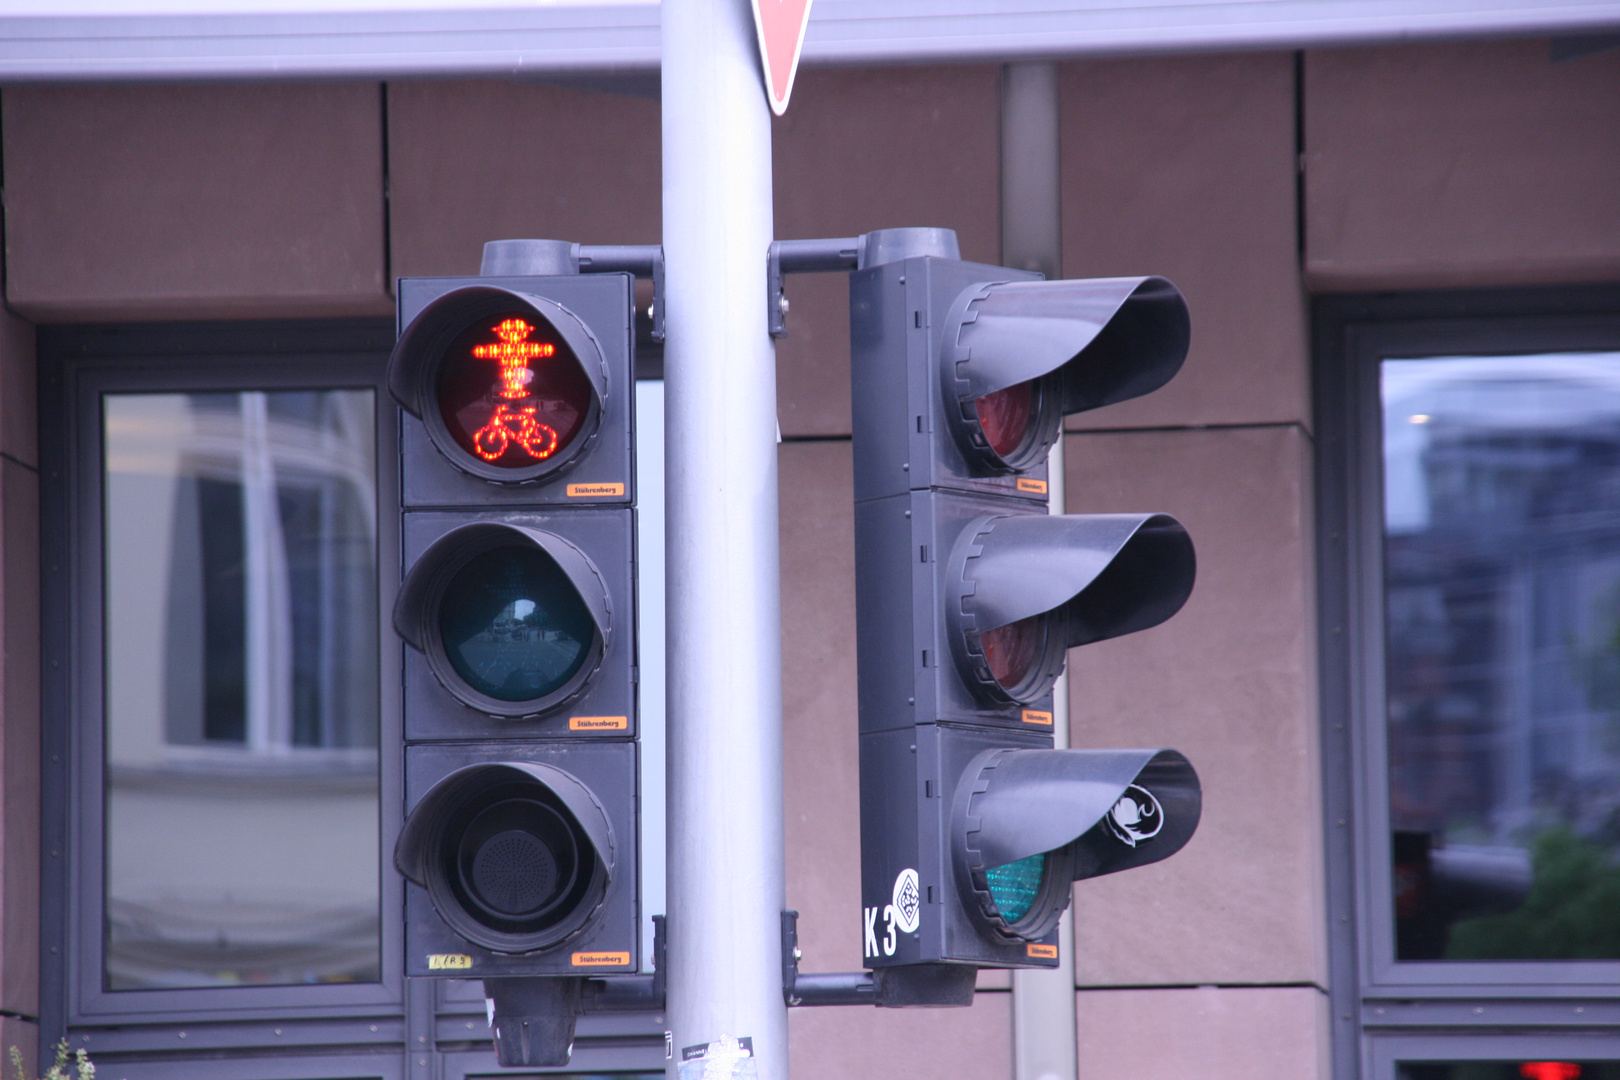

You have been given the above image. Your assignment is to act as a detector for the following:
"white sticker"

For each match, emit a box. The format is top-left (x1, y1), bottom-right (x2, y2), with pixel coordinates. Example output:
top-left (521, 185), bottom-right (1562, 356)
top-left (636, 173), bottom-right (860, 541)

top-left (1106, 784), bottom-right (1165, 848)
top-left (889, 868), bottom-right (921, 933)
top-left (862, 867), bottom-right (922, 958)
top-left (678, 1034), bottom-right (757, 1080)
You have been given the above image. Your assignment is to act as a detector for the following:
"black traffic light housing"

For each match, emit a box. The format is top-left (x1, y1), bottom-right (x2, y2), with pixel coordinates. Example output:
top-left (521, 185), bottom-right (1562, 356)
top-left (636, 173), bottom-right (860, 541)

top-left (388, 242), bottom-right (649, 1066)
top-left (848, 230), bottom-right (1202, 995)
top-left (393, 274), bottom-right (635, 508)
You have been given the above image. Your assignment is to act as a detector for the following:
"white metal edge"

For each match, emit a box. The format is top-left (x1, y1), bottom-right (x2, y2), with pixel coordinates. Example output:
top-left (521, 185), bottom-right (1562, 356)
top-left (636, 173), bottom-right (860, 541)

top-left (2, 0), bottom-right (1618, 82)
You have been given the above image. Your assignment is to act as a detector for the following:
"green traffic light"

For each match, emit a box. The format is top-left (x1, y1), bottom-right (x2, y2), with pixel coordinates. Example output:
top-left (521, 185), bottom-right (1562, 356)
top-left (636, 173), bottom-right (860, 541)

top-left (986, 853), bottom-right (1046, 924)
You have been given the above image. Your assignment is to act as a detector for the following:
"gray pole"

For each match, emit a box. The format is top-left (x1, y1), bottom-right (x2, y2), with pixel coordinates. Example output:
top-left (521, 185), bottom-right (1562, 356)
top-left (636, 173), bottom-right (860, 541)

top-left (1002, 60), bottom-right (1081, 1080)
top-left (661, 1), bottom-right (789, 1078)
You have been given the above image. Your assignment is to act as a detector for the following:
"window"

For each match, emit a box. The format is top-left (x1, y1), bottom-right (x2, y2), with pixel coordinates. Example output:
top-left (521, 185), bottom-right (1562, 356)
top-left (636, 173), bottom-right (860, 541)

top-left (103, 389), bottom-right (381, 992)
top-left (39, 320), bottom-right (668, 1077)
top-left (1317, 287), bottom-right (1620, 1080)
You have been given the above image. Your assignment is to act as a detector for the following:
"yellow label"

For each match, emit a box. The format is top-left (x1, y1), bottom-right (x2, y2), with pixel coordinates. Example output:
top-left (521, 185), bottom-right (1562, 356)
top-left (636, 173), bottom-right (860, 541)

top-left (571, 951), bottom-right (632, 967)
top-left (428, 954), bottom-right (473, 970)
top-left (1021, 709), bottom-right (1053, 725)
top-left (1016, 477), bottom-right (1048, 494)
top-left (567, 482), bottom-right (625, 498)
top-left (1026, 943), bottom-right (1059, 960)
top-left (570, 715), bottom-right (629, 732)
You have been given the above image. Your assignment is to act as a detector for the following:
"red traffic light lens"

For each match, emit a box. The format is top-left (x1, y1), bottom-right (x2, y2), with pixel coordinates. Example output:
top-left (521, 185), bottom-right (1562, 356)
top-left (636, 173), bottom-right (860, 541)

top-left (974, 380), bottom-right (1036, 461)
top-left (982, 613), bottom-right (1044, 693)
top-left (436, 312), bottom-right (594, 469)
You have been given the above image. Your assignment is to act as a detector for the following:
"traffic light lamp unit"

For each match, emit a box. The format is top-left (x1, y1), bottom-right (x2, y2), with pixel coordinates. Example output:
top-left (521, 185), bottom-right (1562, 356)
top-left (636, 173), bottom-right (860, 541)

top-left (385, 229), bottom-right (1205, 1062)
top-left (775, 227), bottom-right (1204, 1005)
top-left (388, 239), bottom-right (660, 1068)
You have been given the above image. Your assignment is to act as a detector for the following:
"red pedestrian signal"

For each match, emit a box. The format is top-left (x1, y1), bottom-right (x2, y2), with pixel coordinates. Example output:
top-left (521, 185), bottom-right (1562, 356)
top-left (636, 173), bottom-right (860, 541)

top-left (1521, 1064), bottom-right (1581, 1080)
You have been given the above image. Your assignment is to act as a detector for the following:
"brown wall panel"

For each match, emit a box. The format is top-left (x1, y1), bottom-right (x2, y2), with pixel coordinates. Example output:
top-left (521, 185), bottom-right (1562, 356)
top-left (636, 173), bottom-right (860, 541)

top-left (789, 988), bottom-right (1010, 1079)
top-left (1065, 425), bottom-right (1325, 988)
top-left (772, 65), bottom-right (1001, 438)
top-left (778, 440), bottom-right (862, 973)
top-left (0, 1015), bottom-right (38, 1077)
top-left (387, 80), bottom-right (661, 280)
top-left (1077, 986), bottom-right (1329, 1080)
top-left (3, 83), bottom-right (389, 321)
top-left (1060, 52), bottom-right (1308, 431)
top-left (1304, 40), bottom-right (1620, 291)
top-left (0, 312), bottom-right (35, 470)
top-left (0, 459), bottom-right (38, 1020)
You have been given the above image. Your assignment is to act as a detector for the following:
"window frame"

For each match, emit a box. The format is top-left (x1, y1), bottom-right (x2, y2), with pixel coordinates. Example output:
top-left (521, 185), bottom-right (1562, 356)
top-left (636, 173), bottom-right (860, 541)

top-left (39, 319), bottom-right (406, 1036)
top-left (1314, 285), bottom-right (1620, 1079)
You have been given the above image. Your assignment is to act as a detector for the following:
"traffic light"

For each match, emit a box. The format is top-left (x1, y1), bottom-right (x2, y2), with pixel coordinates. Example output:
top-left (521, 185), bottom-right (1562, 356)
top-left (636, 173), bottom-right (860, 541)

top-left (388, 241), bottom-right (641, 1064)
top-left (849, 229), bottom-right (1203, 1001)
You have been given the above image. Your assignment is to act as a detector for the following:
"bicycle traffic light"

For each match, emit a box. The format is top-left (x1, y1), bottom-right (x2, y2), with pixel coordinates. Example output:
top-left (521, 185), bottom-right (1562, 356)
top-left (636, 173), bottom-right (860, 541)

top-left (849, 229), bottom-right (1203, 1002)
top-left (388, 242), bottom-right (640, 1064)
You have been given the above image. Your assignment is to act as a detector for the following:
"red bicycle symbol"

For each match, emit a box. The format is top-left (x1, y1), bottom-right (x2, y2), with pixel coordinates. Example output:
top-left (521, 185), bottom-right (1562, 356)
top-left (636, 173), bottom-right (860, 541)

top-left (473, 403), bottom-right (559, 463)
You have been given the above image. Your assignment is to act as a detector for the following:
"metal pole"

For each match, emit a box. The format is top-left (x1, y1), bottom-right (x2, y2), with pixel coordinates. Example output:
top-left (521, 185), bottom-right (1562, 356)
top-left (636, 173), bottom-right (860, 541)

top-left (1003, 59), bottom-right (1081, 1080)
top-left (662, 1), bottom-right (788, 1078)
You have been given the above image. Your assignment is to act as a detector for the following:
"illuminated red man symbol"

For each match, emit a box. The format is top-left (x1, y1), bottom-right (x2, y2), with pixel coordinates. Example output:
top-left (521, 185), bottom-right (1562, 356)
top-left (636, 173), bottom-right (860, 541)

top-left (468, 318), bottom-right (560, 463)
top-left (1521, 1063), bottom-right (1581, 1080)
top-left (472, 318), bottom-right (554, 399)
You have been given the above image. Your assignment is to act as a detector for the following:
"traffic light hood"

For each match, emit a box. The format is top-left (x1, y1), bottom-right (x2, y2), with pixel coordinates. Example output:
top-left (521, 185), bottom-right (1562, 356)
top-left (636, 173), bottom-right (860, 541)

top-left (951, 511), bottom-right (1195, 648)
top-left (955, 747), bottom-right (1200, 873)
top-left (394, 521), bottom-right (612, 718)
top-left (389, 284), bottom-right (609, 483)
top-left (952, 747), bottom-right (1201, 940)
top-left (390, 285), bottom-right (609, 417)
top-left (943, 276), bottom-right (1189, 417)
top-left (395, 760), bottom-right (616, 952)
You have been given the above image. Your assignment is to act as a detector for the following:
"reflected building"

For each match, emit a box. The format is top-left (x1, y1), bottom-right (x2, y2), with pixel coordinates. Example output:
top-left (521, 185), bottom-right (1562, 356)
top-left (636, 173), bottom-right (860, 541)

top-left (103, 390), bottom-right (380, 988)
top-left (1383, 355), bottom-right (1620, 960)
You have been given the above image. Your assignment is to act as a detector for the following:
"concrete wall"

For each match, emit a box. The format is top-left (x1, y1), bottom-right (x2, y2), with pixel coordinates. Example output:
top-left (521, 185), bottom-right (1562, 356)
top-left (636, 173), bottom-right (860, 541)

top-left (0, 306), bottom-right (37, 1068)
top-left (1303, 39), bottom-right (1620, 292)
top-left (0, 32), bottom-right (1615, 1079)
top-left (1058, 51), bottom-right (1327, 1078)
top-left (3, 83), bottom-right (390, 322)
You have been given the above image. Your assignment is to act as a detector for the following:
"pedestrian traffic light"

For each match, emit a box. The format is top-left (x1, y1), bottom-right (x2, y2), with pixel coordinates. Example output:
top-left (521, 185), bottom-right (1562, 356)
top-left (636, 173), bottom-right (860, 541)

top-left (848, 228), bottom-right (1203, 1002)
top-left (388, 240), bottom-right (641, 1064)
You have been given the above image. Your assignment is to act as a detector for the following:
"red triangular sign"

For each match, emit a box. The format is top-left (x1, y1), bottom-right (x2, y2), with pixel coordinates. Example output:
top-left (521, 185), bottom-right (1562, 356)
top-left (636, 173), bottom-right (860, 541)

top-left (750, 0), bottom-right (813, 116)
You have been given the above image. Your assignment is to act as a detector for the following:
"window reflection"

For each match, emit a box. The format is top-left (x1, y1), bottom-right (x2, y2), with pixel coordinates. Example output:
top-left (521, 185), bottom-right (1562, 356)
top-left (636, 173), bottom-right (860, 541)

top-left (1383, 354), bottom-right (1620, 962)
top-left (103, 390), bottom-right (379, 989)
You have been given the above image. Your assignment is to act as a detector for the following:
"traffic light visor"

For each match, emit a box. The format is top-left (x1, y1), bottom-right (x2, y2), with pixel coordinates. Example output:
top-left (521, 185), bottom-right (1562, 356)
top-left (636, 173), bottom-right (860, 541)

top-left (390, 286), bottom-right (607, 482)
top-left (953, 748), bottom-right (1201, 941)
top-left (396, 523), bottom-right (610, 718)
top-left (948, 513), bottom-right (1195, 704)
top-left (396, 762), bottom-right (614, 952)
top-left (945, 276), bottom-right (1189, 416)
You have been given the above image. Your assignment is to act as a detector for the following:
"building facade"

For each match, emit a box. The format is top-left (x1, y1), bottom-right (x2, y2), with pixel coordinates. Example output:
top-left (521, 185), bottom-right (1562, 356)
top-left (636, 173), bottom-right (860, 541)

top-left (0, 31), bottom-right (1617, 1079)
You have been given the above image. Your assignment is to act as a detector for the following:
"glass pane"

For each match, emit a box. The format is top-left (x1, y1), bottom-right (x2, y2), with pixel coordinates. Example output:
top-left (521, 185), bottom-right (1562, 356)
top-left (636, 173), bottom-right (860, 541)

top-left (1398, 1063), bottom-right (1620, 1080)
top-left (103, 390), bottom-right (380, 989)
top-left (1383, 353), bottom-right (1620, 962)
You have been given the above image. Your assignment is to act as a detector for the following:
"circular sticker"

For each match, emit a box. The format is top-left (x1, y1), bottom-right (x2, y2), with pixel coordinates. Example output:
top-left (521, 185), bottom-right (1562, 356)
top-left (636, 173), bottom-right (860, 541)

top-left (1105, 784), bottom-right (1165, 848)
top-left (890, 868), bottom-right (921, 934)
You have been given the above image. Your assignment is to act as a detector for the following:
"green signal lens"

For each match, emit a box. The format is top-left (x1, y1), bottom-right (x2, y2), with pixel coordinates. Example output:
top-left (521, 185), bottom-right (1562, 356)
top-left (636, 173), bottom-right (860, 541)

top-left (986, 853), bottom-right (1046, 923)
top-left (438, 545), bottom-right (595, 702)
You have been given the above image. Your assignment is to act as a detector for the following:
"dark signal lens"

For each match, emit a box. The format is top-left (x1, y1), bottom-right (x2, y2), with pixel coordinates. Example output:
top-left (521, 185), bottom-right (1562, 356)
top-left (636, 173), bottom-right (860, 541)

top-left (451, 792), bottom-right (589, 933)
top-left (974, 380), bottom-right (1036, 460)
top-left (437, 545), bottom-right (595, 703)
top-left (981, 614), bottom-right (1044, 692)
top-left (436, 312), bottom-right (594, 469)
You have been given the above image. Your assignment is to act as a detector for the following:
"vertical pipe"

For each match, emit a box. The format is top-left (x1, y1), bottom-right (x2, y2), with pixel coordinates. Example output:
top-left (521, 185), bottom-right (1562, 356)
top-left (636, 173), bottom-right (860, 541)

top-left (1003, 59), bottom-right (1081, 1080)
top-left (1000, 62), bottom-right (1063, 281)
top-left (662, 1), bottom-right (788, 1078)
